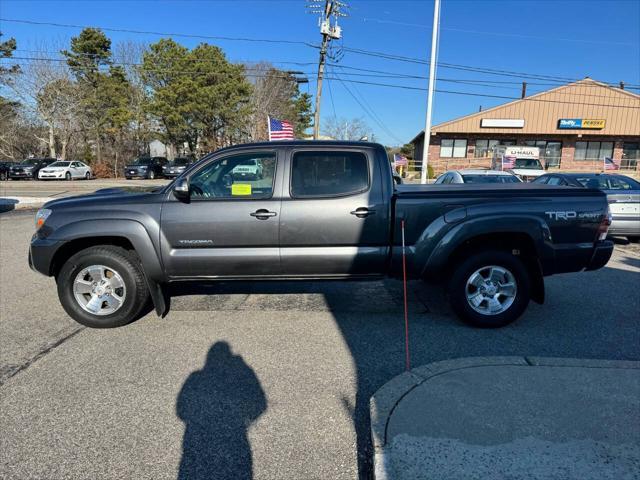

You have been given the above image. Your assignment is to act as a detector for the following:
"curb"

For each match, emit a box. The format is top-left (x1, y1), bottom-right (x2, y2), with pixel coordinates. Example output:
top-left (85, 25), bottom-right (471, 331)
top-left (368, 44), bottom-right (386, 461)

top-left (369, 356), bottom-right (640, 478)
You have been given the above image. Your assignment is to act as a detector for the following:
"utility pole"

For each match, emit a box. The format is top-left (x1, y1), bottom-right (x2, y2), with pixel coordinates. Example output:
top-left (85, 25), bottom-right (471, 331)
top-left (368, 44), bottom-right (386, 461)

top-left (309, 1), bottom-right (346, 139)
top-left (420, 0), bottom-right (441, 184)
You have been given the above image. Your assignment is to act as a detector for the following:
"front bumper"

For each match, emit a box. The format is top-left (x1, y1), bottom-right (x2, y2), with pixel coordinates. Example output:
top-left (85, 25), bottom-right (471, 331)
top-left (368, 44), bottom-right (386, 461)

top-left (10, 171), bottom-right (34, 178)
top-left (29, 235), bottom-right (64, 276)
top-left (39, 172), bottom-right (65, 179)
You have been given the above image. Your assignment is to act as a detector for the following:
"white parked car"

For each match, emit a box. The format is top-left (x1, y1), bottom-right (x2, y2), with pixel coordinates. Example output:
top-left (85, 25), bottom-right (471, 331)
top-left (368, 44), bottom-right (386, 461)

top-left (38, 161), bottom-right (92, 180)
top-left (434, 169), bottom-right (522, 184)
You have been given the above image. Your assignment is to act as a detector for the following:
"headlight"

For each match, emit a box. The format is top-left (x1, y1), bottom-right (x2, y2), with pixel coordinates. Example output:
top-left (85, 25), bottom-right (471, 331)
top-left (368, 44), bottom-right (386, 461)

top-left (35, 208), bottom-right (52, 229)
top-left (140, 165), bottom-right (148, 170)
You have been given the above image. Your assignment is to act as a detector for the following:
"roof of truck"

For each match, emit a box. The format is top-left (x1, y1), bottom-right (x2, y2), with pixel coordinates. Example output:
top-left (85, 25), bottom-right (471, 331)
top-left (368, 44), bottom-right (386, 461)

top-left (206, 140), bottom-right (385, 155)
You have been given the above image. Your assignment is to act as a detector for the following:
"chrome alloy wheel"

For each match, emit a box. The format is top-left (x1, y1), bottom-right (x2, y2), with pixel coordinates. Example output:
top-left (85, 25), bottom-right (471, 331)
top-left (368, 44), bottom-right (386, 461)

top-left (465, 265), bottom-right (517, 316)
top-left (73, 265), bottom-right (126, 316)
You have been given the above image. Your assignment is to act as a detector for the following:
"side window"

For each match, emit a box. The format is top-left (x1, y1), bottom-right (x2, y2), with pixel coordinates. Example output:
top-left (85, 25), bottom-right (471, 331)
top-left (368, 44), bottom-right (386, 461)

top-left (290, 151), bottom-right (369, 198)
top-left (434, 174), bottom-right (446, 184)
top-left (189, 152), bottom-right (276, 200)
top-left (442, 173), bottom-right (453, 184)
top-left (547, 177), bottom-right (563, 186)
top-left (532, 176), bottom-right (548, 184)
top-left (608, 177), bottom-right (633, 190)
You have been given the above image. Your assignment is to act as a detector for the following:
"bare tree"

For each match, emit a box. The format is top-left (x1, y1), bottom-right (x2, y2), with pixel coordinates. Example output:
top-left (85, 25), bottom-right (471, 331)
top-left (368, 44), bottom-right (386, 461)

top-left (7, 47), bottom-right (81, 159)
top-left (322, 116), bottom-right (370, 141)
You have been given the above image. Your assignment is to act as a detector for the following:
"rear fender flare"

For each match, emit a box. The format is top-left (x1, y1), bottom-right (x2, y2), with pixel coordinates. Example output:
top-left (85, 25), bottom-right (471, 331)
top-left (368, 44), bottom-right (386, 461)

top-left (417, 215), bottom-right (552, 277)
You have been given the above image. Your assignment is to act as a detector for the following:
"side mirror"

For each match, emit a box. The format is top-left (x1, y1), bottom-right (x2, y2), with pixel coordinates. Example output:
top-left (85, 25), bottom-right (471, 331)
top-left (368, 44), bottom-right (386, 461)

top-left (173, 178), bottom-right (190, 201)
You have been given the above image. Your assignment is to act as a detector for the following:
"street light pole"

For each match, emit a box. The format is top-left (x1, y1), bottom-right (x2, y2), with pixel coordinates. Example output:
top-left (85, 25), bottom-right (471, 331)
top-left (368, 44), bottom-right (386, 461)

top-left (420, 0), bottom-right (441, 184)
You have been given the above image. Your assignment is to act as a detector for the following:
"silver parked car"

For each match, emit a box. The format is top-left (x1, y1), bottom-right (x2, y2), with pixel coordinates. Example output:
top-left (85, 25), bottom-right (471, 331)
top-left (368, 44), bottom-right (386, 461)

top-left (434, 169), bottom-right (522, 184)
top-left (532, 173), bottom-right (640, 242)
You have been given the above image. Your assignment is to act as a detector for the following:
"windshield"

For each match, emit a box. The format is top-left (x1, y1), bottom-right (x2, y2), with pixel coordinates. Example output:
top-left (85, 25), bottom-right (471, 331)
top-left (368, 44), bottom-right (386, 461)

top-left (172, 158), bottom-right (190, 166)
top-left (514, 158), bottom-right (542, 169)
top-left (131, 157), bottom-right (152, 165)
top-left (49, 161), bottom-right (71, 167)
top-left (18, 160), bottom-right (36, 166)
top-left (462, 175), bottom-right (520, 184)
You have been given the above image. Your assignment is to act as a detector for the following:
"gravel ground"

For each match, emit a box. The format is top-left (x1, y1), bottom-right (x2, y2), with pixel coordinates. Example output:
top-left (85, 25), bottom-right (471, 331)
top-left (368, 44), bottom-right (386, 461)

top-left (1, 210), bottom-right (639, 479)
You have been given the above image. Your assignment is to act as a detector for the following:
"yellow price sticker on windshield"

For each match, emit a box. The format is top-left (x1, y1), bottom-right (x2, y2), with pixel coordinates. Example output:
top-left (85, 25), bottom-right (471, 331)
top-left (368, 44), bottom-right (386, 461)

top-left (231, 183), bottom-right (252, 196)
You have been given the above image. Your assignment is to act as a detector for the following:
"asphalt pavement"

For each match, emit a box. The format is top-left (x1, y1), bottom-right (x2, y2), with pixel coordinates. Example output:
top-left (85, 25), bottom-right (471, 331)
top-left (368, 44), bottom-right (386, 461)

top-left (1, 210), bottom-right (639, 479)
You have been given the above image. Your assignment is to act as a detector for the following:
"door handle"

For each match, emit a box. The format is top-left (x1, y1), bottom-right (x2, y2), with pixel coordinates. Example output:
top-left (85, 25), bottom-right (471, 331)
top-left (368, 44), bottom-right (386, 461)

top-left (350, 207), bottom-right (376, 218)
top-left (250, 209), bottom-right (277, 220)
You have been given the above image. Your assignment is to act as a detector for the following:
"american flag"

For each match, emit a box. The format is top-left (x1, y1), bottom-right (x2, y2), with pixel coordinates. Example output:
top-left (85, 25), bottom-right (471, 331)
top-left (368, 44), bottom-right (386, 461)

top-left (268, 116), bottom-right (294, 140)
top-left (603, 157), bottom-right (620, 171)
top-left (501, 155), bottom-right (516, 170)
top-left (393, 154), bottom-right (408, 166)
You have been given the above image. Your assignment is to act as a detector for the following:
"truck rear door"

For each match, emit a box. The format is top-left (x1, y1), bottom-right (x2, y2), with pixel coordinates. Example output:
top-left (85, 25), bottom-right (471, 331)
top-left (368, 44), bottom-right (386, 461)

top-left (278, 147), bottom-right (390, 276)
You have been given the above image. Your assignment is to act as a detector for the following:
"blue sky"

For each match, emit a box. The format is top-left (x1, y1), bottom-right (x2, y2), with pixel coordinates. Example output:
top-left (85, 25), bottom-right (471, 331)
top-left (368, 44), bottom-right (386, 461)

top-left (1, 0), bottom-right (639, 145)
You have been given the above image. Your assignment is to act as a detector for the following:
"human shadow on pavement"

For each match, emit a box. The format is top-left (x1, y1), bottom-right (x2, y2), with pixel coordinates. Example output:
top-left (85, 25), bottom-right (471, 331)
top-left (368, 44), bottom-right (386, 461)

top-left (177, 342), bottom-right (266, 480)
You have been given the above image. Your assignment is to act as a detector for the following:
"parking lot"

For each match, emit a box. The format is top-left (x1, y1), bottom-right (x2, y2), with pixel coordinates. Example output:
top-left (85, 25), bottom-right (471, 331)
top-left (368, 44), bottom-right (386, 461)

top-left (0, 183), bottom-right (639, 479)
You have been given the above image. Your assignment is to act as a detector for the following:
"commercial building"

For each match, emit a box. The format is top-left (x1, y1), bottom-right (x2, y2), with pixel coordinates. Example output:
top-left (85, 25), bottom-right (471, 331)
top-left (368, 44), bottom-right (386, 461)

top-left (410, 79), bottom-right (640, 175)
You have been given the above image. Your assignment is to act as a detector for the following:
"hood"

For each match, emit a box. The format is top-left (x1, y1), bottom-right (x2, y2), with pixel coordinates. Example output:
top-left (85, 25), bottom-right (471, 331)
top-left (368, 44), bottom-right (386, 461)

top-left (44, 185), bottom-right (164, 209)
top-left (510, 168), bottom-right (545, 178)
top-left (125, 163), bottom-right (150, 168)
top-left (41, 166), bottom-right (67, 171)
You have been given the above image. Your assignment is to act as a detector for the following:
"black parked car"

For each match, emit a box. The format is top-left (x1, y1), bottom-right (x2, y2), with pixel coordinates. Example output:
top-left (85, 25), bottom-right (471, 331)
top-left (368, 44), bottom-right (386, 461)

top-left (0, 161), bottom-right (14, 180)
top-left (162, 157), bottom-right (195, 178)
top-left (9, 158), bottom-right (56, 180)
top-left (124, 156), bottom-right (168, 180)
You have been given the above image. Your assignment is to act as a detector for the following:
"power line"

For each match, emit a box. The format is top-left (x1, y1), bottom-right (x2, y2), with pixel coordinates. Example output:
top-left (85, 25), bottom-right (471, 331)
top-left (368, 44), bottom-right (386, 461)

top-left (5, 17), bottom-right (638, 88)
top-left (0, 17), bottom-right (317, 47)
top-left (330, 65), bottom-right (404, 144)
top-left (4, 57), bottom-right (639, 109)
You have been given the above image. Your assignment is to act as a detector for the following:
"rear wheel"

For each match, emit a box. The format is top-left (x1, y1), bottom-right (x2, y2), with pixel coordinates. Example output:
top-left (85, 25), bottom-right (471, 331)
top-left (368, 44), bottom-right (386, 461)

top-left (0, 171), bottom-right (6, 181)
top-left (56, 246), bottom-right (150, 328)
top-left (65, 171), bottom-right (71, 181)
top-left (148, 170), bottom-right (155, 180)
top-left (448, 250), bottom-right (530, 328)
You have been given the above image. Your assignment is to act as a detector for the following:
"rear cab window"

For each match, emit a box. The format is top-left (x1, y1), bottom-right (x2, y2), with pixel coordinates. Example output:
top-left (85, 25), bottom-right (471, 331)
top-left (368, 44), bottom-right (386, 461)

top-left (290, 151), bottom-right (370, 198)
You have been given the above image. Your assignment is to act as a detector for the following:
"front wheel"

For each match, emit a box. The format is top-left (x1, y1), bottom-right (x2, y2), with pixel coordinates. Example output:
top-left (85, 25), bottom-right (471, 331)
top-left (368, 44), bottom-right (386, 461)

top-left (148, 170), bottom-right (155, 180)
top-left (56, 246), bottom-right (151, 328)
top-left (85, 171), bottom-right (91, 180)
top-left (448, 250), bottom-right (530, 328)
top-left (65, 172), bottom-right (71, 181)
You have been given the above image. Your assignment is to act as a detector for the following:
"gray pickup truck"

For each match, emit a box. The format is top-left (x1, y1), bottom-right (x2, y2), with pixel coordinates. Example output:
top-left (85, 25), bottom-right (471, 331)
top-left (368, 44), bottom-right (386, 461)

top-left (29, 141), bottom-right (614, 329)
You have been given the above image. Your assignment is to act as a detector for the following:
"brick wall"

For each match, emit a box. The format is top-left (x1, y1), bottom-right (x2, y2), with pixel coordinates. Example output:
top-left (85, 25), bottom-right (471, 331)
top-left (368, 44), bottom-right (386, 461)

top-left (420, 135), bottom-right (640, 175)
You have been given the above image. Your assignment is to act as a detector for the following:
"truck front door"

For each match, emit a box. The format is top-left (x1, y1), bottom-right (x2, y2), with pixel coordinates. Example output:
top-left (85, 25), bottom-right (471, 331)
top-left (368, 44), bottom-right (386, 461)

top-left (161, 150), bottom-right (282, 278)
top-left (279, 148), bottom-right (390, 277)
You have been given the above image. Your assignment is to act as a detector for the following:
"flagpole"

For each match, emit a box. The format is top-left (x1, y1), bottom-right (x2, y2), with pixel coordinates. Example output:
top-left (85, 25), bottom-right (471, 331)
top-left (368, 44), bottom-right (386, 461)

top-left (420, 0), bottom-right (441, 184)
top-left (267, 115), bottom-right (271, 141)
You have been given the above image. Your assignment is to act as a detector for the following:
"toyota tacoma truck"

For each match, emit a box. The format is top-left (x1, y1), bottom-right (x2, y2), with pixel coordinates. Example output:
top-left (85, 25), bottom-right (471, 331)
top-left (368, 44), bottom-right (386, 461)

top-left (29, 141), bottom-right (614, 329)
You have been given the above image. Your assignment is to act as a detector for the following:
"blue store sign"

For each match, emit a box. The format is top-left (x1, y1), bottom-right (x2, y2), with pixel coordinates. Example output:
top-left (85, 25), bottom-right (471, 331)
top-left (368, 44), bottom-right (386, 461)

top-left (558, 119), bottom-right (583, 129)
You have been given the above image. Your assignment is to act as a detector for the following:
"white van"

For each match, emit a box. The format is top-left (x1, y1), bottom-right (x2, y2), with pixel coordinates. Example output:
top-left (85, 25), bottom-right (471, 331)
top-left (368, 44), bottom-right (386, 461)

top-left (491, 146), bottom-right (545, 182)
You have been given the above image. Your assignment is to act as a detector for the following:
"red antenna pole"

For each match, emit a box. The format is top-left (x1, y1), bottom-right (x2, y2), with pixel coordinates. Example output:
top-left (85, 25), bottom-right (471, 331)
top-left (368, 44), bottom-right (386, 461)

top-left (401, 219), bottom-right (411, 371)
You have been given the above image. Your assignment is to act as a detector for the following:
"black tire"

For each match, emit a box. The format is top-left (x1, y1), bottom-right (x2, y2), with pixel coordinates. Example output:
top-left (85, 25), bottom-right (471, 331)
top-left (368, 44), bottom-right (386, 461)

top-left (148, 170), bottom-right (155, 180)
top-left (0, 172), bottom-right (6, 181)
top-left (85, 171), bottom-right (91, 180)
top-left (125, 176), bottom-right (132, 180)
top-left (627, 236), bottom-right (639, 243)
top-left (56, 245), bottom-right (150, 328)
top-left (65, 171), bottom-right (71, 181)
top-left (448, 250), bottom-right (530, 328)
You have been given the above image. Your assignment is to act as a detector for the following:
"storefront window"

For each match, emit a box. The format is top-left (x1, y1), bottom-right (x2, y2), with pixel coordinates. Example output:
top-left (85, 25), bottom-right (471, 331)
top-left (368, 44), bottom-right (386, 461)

top-left (523, 140), bottom-right (562, 167)
top-left (441, 139), bottom-right (467, 158)
top-left (475, 139), bottom-right (513, 157)
top-left (622, 142), bottom-right (639, 169)
top-left (575, 141), bottom-right (613, 161)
